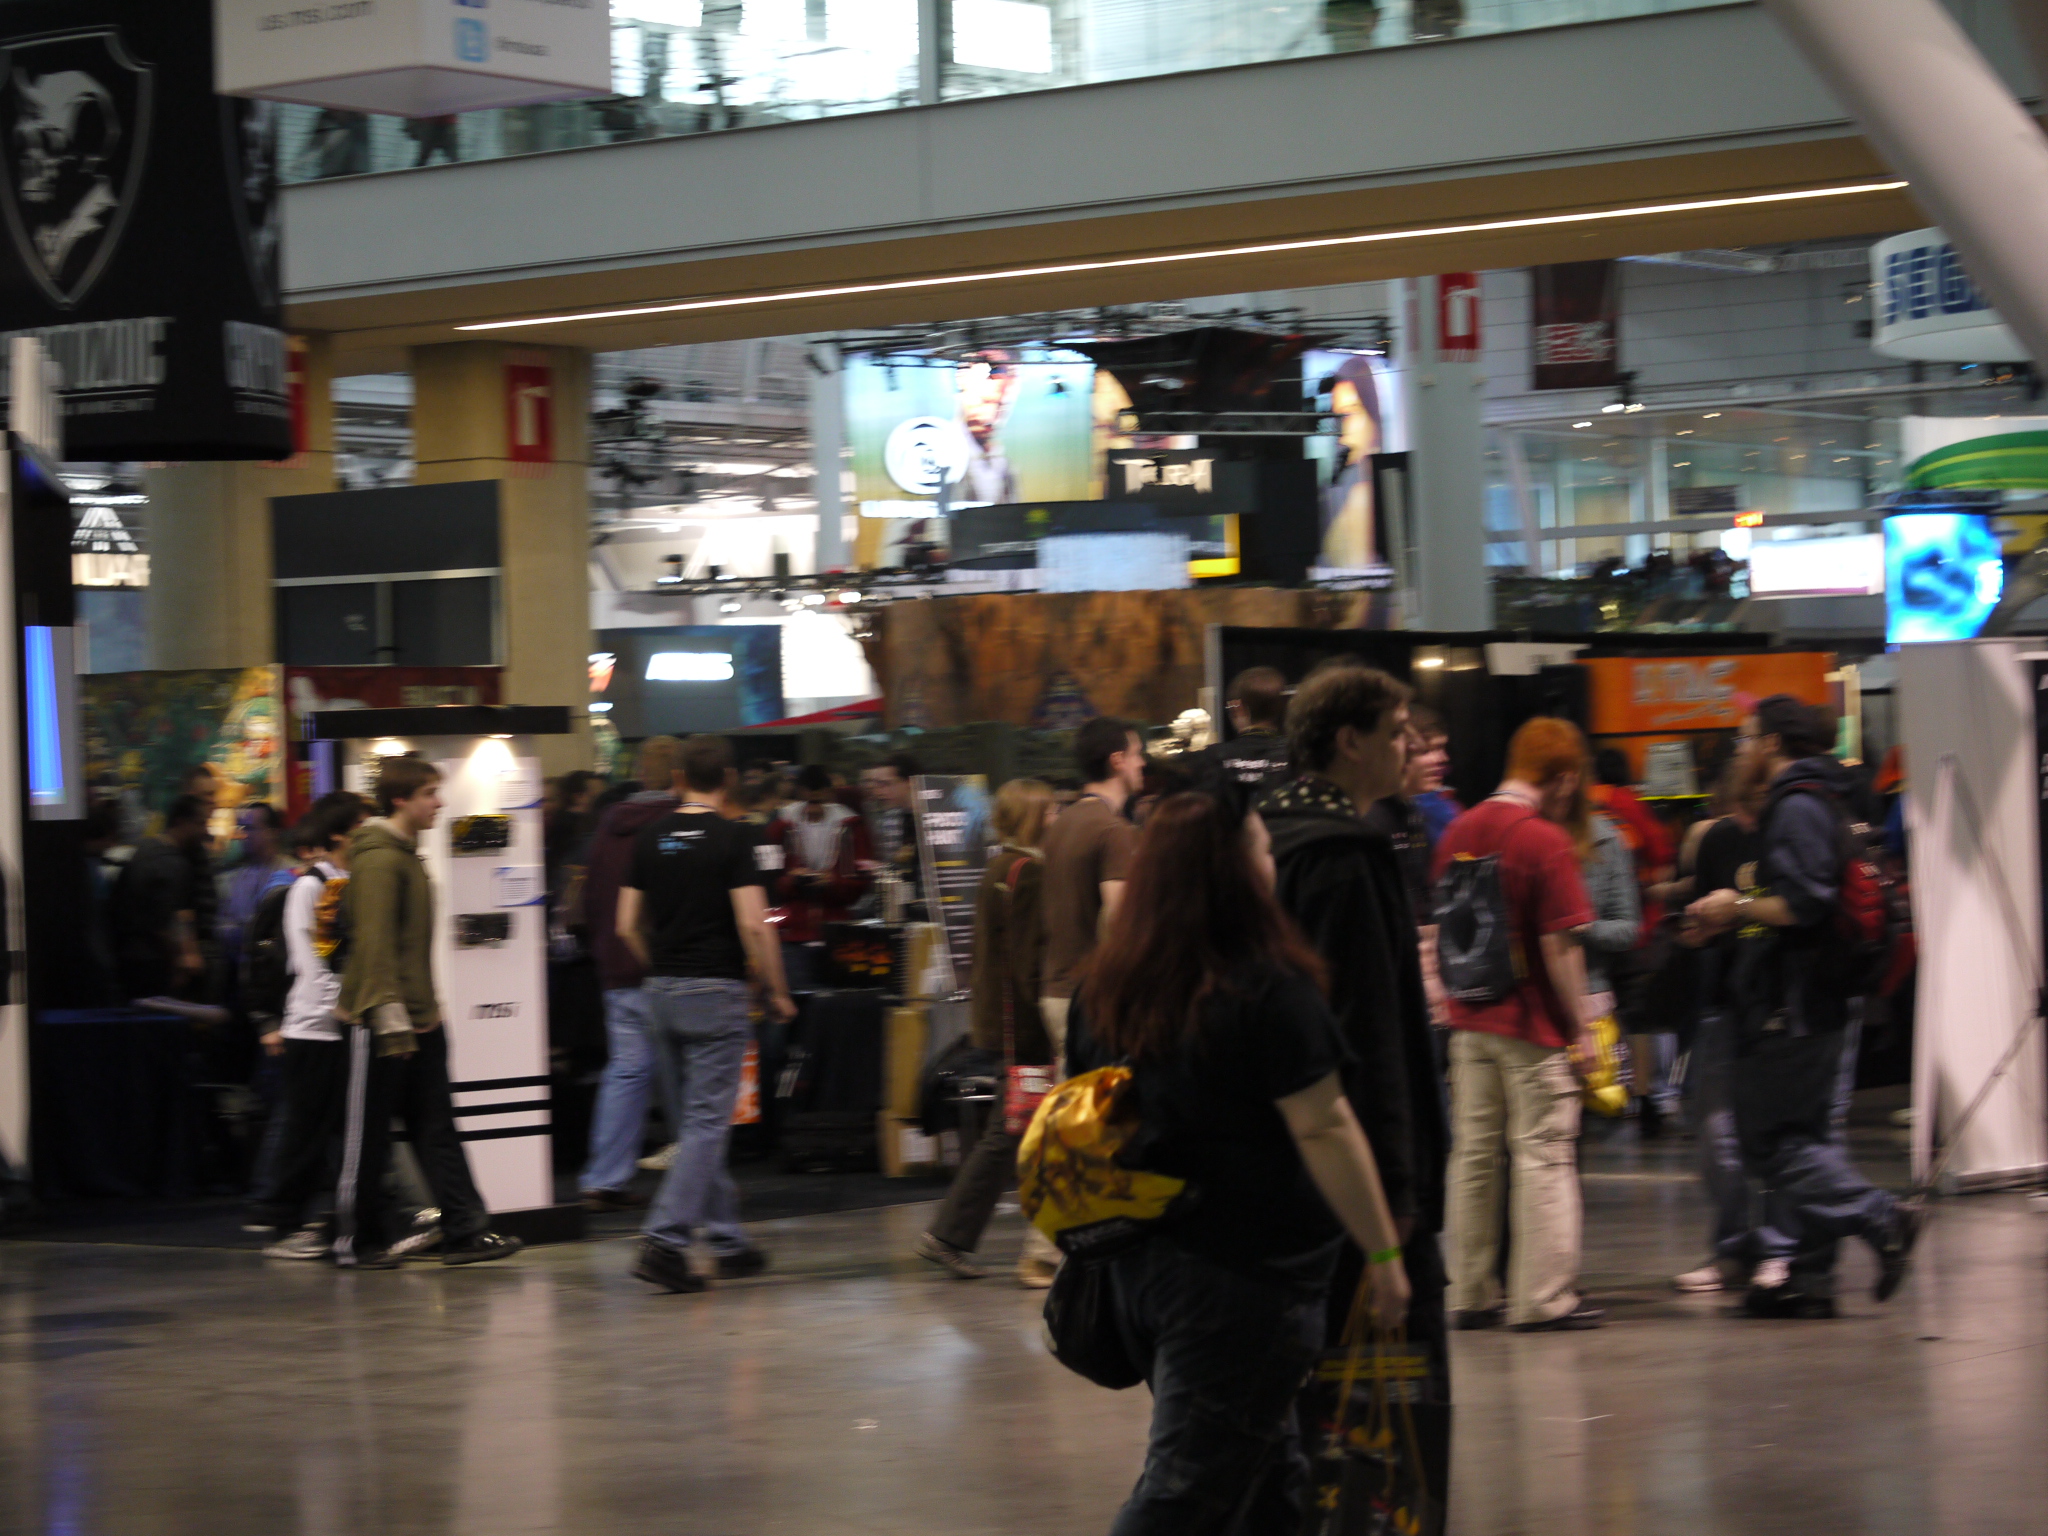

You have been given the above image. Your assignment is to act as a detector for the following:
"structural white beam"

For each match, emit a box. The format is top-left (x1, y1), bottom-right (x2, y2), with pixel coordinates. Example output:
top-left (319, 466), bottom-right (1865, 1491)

top-left (1764, 0), bottom-right (2048, 364)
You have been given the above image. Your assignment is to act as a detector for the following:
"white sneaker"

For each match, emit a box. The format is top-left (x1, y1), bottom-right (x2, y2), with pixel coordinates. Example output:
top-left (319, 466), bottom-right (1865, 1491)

top-left (263, 1226), bottom-right (332, 1261)
top-left (1750, 1257), bottom-right (1792, 1293)
top-left (1673, 1262), bottom-right (1727, 1293)
top-left (1016, 1255), bottom-right (1058, 1291)
top-left (638, 1143), bottom-right (679, 1173)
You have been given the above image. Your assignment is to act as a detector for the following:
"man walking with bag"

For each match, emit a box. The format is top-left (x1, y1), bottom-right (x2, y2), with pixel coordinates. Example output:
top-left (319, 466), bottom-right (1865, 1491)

top-left (1688, 694), bottom-right (1920, 1317)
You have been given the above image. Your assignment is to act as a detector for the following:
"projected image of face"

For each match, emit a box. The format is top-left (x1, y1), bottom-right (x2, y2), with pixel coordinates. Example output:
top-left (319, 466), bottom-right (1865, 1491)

top-left (1886, 512), bottom-right (2005, 644)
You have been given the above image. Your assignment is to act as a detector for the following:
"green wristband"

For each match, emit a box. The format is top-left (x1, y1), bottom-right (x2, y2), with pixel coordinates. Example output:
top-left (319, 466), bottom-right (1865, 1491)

top-left (1369, 1246), bottom-right (1403, 1267)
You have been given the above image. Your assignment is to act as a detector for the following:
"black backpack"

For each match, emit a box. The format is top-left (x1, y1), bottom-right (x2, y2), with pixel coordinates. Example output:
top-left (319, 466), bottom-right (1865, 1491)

top-left (1432, 803), bottom-right (1536, 1005)
top-left (240, 872), bottom-right (304, 1020)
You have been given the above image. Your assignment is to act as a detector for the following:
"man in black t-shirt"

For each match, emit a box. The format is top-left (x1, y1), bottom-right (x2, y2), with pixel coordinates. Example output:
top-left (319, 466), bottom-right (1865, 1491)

top-left (617, 735), bottom-right (793, 1294)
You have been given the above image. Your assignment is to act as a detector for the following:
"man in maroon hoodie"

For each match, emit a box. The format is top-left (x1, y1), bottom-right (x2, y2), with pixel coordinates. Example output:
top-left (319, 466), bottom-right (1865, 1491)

top-left (578, 736), bottom-right (687, 1210)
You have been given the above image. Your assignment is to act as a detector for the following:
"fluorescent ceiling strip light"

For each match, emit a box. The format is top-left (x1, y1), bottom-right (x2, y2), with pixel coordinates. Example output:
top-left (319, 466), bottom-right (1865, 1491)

top-left (456, 180), bottom-right (1908, 333)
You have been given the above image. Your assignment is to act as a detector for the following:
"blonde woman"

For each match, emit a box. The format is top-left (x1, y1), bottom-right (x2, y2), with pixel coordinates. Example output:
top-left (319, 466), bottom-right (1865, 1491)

top-left (918, 779), bottom-right (1065, 1287)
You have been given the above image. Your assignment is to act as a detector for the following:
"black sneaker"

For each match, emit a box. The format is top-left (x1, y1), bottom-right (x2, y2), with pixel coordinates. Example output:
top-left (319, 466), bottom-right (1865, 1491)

top-left (582, 1187), bottom-right (650, 1213)
top-left (1451, 1306), bottom-right (1505, 1331)
top-left (1874, 1203), bottom-right (1926, 1302)
top-left (441, 1231), bottom-right (524, 1266)
top-left (1511, 1303), bottom-right (1606, 1332)
top-left (716, 1247), bottom-right (769, 1280)
top-left (632, 1239), bottom-right (707, 1293)
top-left (1742, 1287), bottom-right (1837, 1320)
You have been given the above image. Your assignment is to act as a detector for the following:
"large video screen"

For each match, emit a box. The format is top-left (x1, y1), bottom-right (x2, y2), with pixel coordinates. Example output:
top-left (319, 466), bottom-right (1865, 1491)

top-left (1885, 512), bottom-right (2005, 644)
top-left (847, 348), bottom-right (1096, 566)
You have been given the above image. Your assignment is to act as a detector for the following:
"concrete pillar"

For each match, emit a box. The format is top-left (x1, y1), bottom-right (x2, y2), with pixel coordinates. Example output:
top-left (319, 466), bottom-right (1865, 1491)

top-left (410, 341), bottom-right (592, 775)
top-left (1400, 276), bottom-right (1489, 629)
top-left (143, 333), bottom-right (337, 669)
top-left (2016, 2), bottom-right (2048, 107)
top-left (1764, 0), bottom-right (2048, 365)
top-left (809, 339), bottom-right (847, 573)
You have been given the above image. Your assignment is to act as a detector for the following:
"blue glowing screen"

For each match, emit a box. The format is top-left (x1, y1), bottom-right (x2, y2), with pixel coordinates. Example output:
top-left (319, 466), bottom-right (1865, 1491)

top-left (1885, 512), bottom-right (2004, 644)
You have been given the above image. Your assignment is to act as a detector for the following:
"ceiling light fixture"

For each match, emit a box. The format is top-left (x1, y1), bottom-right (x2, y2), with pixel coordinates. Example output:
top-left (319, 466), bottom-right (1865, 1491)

top-left (455, 180), bottom-right (1909, 333)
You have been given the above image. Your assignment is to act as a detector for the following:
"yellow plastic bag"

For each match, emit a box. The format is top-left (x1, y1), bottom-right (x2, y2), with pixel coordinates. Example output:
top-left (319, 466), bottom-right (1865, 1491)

top-left (1016, 1066), bottom-right (1185, 1260)
top-left (1579, 1014), bottom-right (1633, 1117)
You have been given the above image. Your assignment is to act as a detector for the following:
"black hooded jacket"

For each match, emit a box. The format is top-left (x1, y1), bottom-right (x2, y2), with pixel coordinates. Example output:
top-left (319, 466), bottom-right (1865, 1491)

top-left (1260, 777), bottom-right (1449, 1234)
top-left (1731, 754), bottom-right (1862, 1037)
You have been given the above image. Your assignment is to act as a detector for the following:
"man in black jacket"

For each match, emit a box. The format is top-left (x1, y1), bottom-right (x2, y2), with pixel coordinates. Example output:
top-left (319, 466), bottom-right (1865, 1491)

top-left (1690, 694), bottom-right (1920, 1317)
top-left (1260, 660), bottom-right (1450, 1380)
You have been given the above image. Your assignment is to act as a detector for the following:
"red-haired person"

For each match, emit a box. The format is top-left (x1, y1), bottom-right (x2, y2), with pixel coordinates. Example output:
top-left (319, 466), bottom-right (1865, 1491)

top-left (1433, 717), bottom-right (1602, 1331)
top-left (1066, 793), bottom-right (1407, 1535)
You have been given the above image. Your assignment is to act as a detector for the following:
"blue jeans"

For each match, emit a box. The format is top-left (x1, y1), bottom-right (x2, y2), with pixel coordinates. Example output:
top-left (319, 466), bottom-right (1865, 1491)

top-left (579, 988), bottom-right (672, 1195)
top-left (639, 977), bottom-right (753, 1256)
top-left (1106, 1241), bottom-right (1325, 1536)
top-left (1687, 1008), bottom-right (1758, 1267)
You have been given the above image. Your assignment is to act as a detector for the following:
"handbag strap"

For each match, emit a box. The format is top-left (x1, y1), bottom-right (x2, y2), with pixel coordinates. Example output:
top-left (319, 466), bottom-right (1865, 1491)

top-left (998, 854), bottom-right (1029, 1070)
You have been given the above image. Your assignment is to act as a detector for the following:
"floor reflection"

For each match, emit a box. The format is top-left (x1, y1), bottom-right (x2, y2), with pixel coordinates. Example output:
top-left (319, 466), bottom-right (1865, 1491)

top-left (1, 1127), bottom-right (2045, 1535)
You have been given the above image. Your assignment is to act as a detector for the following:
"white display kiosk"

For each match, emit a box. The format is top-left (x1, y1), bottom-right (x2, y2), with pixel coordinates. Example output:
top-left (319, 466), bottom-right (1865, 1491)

top-left (305, 704), bottom-right (580, 1241)
top-left (1899, 640), bottom-right (2048, 1190)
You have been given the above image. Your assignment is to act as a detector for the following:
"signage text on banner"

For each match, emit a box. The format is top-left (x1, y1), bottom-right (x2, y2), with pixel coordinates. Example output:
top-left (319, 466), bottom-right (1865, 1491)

top-left (1531, 261), bottom-right (1621, 391)
top-left (0, 1), bottom-right (291, 459)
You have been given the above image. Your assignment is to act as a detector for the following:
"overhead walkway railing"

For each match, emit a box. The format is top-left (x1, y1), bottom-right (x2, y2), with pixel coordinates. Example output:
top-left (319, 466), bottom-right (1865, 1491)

top-left (277, 0), bottom-right (1735, 182)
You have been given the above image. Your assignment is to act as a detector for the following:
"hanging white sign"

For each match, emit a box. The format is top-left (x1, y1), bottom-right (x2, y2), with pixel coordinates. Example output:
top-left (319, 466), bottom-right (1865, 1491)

top-left (215, 0), bottom-right (613, 118)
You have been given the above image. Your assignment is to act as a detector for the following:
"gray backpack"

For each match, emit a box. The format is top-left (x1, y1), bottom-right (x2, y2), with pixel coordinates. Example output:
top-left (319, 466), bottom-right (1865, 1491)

top-left (1432, 805), bottom-right (1535, 1005)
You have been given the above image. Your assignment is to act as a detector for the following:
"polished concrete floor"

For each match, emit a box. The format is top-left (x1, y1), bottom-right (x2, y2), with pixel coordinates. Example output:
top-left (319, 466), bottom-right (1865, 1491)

top-left (2, 1122), bottom-right (2044, 1536)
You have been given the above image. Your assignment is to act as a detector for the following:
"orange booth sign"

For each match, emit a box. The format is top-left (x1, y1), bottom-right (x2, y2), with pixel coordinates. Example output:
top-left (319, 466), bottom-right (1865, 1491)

top-left (1583, 653), bottom-right (1834, 736)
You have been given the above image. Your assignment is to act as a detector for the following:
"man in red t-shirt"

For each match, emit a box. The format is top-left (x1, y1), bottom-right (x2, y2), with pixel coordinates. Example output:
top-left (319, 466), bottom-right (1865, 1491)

top-left (1432, 717), bottom-right (1600, 1332)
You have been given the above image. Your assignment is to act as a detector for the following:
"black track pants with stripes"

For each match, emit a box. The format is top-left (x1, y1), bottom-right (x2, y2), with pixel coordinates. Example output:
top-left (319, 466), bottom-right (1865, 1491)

top-left (335, 1025), bottom-right (490, 1260)
top-left (335, 1027), bottom-right (399, 1264)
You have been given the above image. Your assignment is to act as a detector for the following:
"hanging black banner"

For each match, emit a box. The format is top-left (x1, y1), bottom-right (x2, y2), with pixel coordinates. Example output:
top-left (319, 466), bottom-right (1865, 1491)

top-left (1531, 260), bottom-right (1620, 392)
top-left (0, 0), bottom-right (289, 460)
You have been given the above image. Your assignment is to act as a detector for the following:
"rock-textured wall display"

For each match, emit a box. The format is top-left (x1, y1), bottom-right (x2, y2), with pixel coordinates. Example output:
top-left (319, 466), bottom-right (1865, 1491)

top-left (871, 588), bottom-right (1382, 729)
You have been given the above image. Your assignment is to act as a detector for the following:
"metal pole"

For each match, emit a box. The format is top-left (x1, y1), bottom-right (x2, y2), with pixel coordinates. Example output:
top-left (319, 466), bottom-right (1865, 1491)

top-left (1763, 0), bottom-right (2048, 363)
top-left (916, 0), bottom-right (944, 105)
top-left (809, 338), bottom-right (848, 573)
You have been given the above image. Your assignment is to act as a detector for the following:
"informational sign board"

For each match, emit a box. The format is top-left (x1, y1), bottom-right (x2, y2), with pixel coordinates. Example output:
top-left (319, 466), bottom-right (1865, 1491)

top-left (911, 774), bottom-right (990, 997)
top-left (1580, 652), bottom-right (1834, 736)
top-left (423, 735), bottom-right (552, 1218)
top-left (1871, 229), bottom-right (2024, 363)
top-left (215, 0), bottom-right (613, 117)
top-left (0, 1), bottom-right (291, 460)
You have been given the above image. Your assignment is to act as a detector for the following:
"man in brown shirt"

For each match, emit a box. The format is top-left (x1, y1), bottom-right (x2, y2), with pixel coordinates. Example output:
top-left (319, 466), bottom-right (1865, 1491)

top-left (1040, 715), bottom-right (1145, 1064)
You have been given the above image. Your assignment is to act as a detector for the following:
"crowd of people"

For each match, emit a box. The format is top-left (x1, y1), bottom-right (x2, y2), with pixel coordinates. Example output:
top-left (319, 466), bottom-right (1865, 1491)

top-left (64, 662), bottom-right (1922, 1529)
top-left (898, 663), bottom-right (1923, 1529)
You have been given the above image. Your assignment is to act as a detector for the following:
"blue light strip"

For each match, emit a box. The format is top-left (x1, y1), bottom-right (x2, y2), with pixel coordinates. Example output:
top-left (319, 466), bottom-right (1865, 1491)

top-left (25, 626), bottom-right (62, 805)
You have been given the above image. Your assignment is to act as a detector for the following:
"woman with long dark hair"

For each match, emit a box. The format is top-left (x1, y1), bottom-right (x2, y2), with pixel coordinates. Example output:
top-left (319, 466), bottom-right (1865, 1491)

top-left (1067, 793), bottom-right (1409, 1536)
